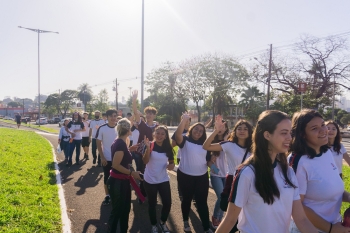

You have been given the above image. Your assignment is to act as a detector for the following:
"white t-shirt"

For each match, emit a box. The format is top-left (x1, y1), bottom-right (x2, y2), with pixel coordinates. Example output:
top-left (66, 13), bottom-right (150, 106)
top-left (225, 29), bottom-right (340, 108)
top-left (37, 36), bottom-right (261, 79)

top-left (89, 119), bottom-right (105, 139)
top-left (59, 127), bottom-right (71, 142)
top-left (131, 127), bottom-right (140, 145)
top-left (329, 144), bottom-right (347, 173)
top-left (67, 121), bottom-right (85, 140)
top-left (220, 141), bottom-right (251, 175)
top-left (144, 143), bottom-right (174, 184)
top-left (210, 150), bottom-right (228, 178)
top-left (96, 124), bottom-right (118, 161)
top-left (82, 120), bottom-right (90, 137)
top-left (178, 136), bottom-right (210, 176)
top-left (294, 150), bottom-right (344, 224)
top-left (231, 161), bottom-right (300, 233)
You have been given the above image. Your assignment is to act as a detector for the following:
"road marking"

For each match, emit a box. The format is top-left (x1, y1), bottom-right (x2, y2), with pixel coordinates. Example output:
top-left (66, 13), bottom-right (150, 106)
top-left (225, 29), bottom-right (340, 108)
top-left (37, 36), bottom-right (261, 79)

top-left (40, 135), bottom-right (71, 233)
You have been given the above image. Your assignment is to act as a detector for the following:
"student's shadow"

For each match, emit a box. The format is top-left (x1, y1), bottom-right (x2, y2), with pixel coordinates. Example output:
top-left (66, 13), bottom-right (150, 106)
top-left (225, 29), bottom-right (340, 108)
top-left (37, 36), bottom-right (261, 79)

top-left (74, 166), bottom-right (103, 195)
top-left (81, 203), bottom-right (111, 233)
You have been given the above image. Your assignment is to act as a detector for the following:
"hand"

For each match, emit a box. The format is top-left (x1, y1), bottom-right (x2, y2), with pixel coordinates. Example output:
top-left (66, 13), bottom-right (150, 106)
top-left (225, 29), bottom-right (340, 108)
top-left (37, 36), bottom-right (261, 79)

top-left (129, 144), bottom-right (139, 152)
top-left (210, 164), bottom-right (220, 174)
top-left (132, 90), bottom-right (138, 101)
top-left (215, 114), bottom-right (226, 132)
top-left (167, 163), bottom-right (175, 171)
top-left (144, 136), bottom-right (150, 148)
top-left (58, 139), bottom-right (61, 143)
top-left (131, 171), bottom-right (143, 181)
top-left (71, 133), bottom-right (76, 138)
top-left (182, 112), bottom-right (191, 121)
top-left (331, 222), bottom-right (350, 233)
top-left (101, 157), bottom-right (108, 166)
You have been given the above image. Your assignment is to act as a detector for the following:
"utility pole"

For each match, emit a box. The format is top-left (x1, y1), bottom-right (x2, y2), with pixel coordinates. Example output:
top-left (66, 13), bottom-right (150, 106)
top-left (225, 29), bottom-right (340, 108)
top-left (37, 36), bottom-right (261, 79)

top-left (141, 0), bottom-right (145, 111)
top-left (266, 44), bottom-right (272, 110)
top-left (128, 87), bottom-right (132, 97)
top-left (115, 78), bottom-right (118, 110)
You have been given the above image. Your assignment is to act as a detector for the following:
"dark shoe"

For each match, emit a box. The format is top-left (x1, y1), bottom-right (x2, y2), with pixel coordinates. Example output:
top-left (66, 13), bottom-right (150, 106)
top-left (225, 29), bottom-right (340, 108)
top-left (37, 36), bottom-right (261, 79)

top-left (68, 161), bottom-right (72, 167)
top-left (93, 158), bottom-right (96, 164)
top-left (85, 154), bottom-right (89, 160)
top-left (102, 196), bottom-right (111, 205)
top-left (160, 222), bottom-right (170, 233)
top-left (76, 160), bottom-right (80, 165)
top-left (183, 221), bottom-right (191, 232)
top-left (98, 161), bottom-right (101, 167)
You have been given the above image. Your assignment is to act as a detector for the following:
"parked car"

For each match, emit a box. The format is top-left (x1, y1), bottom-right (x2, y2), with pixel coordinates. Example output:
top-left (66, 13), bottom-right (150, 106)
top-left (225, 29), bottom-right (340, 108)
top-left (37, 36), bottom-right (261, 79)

top-left (36, 118), bottom-right (48, 125)
top-left (58, 118), bottom-right (72, 127)
top-left (4, 116), bottom-right (14, 121)
top-left (48, 117), bottom-right (61, 124)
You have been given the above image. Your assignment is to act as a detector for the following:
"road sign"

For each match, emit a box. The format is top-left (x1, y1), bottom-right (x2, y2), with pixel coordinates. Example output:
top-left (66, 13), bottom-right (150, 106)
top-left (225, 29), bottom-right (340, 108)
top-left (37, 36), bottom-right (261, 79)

top-left (298, 82), bottom-right (307, 93)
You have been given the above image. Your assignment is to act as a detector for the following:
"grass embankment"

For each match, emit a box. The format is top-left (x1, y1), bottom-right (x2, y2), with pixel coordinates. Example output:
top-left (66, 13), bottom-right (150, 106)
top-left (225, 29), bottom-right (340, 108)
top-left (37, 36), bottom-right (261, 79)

top-left (342, 165), bottom-right (350, 215)
top-left (0, 119), bottom-right (59, 134)
top-left (0, 128), bottom-right (61, 232)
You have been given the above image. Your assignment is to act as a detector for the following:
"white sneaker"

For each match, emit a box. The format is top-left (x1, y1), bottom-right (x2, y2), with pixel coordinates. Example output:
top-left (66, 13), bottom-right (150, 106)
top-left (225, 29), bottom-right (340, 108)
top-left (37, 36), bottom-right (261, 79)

top-left (151, 225), bottom-right (158, 233)
top-left (183, 221), bottom-right (191, 232)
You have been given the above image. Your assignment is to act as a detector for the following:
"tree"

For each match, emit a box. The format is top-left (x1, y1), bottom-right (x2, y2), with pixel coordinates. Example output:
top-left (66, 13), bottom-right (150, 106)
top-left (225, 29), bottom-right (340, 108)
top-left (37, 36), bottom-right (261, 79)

top-left (92, 89), bottom-right (109, 113)
top-left (77, 83), bottom-right (93, 112)
top-left (7, 101), bottom-right (22, 108)
top-left (239, 86), bottom-right (265, 124)
top-left (44, 90), bottom-right (77, 118)
top-left (340, 114), bottom-right (350, 126)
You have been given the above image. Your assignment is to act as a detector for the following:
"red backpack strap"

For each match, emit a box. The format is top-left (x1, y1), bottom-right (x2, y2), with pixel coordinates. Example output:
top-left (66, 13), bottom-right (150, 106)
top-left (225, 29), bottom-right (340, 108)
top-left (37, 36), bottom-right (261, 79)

top-left (150, 142), bottom-right (154, 154)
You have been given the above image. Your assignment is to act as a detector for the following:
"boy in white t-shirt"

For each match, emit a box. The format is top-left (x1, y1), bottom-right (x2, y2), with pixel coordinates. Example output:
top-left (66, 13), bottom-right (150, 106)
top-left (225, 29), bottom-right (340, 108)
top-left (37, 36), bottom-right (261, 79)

top-left (81, 112), bottom-right (91, 160)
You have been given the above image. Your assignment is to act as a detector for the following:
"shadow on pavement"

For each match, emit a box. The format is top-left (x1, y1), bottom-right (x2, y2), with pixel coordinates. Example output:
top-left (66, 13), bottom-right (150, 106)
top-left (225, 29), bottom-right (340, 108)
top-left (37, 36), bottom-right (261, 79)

top-left (82, 203), bottom-right (111, 233)
top-left (74, 166), bottom-right (104, 195)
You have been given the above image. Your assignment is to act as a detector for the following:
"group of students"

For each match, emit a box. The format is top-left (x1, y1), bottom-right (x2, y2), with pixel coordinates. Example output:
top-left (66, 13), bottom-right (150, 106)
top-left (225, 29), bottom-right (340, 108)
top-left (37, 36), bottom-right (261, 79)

top-left (58, 90), bottom-right (350, 233)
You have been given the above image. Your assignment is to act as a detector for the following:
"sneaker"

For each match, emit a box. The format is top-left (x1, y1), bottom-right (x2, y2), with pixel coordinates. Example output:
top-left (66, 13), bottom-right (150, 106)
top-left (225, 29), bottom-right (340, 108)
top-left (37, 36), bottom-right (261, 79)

top-left (68, 161), bottom-right (72, 167)
top-left (93, 158), bottom-right (96, 164)
top-left (211, 216), bottom-right (220, 229)
top-left (151, 225), bottom-right (158, 233)
top-left (84, 153), bottom-right (87, 159)
top-left (183, 221), bottom-right (191, 232)
top-left (160, 222), bottom-right (170, 233)
top-left (85, 154), bottom-right (89, 160)
top-left (204, 229), bottom-right (213, 233)
top-left (102, 195), bottom-right (111, 205)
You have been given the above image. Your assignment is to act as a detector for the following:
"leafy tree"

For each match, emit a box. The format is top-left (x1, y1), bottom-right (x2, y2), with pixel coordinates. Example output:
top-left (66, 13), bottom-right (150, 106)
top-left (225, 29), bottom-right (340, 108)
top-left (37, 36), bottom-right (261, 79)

top-left (7, 101), bottom-right (22, 108)
top-left (92, 89), bottom-right (109, 113)
top-left (77, 83), bottom-right (93, 111)
top-left (340, 114), bottom-right (350, 126)
top-left (44, 90), bottom-right (77, 118)
top-left (238, 86), bottom-right (265, 124)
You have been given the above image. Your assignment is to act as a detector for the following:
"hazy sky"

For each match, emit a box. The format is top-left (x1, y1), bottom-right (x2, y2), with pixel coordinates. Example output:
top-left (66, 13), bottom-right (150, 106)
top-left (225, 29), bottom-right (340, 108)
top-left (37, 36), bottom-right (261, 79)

top-left (1, 0), bottom-right (349, 102)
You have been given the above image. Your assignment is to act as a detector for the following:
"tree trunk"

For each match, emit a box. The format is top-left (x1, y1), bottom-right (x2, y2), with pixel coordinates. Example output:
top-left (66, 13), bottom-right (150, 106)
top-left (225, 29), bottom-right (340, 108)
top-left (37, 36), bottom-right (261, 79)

top-left (196, 101), bottom-right (201, 123)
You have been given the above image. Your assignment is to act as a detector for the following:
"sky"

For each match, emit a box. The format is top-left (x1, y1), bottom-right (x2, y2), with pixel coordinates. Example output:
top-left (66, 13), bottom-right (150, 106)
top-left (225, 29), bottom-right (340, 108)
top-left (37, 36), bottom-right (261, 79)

top-left (1, 0), bottom-right (350, 103)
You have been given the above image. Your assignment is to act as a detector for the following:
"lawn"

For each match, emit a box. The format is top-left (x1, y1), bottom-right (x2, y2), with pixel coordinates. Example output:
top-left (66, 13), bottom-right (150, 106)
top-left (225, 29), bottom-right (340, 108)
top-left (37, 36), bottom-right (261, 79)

top-left (0, 128), bottom-right (61, 232)
top-left (342, 165), bottom-right (350, 215)
top-left (0, 119), bottom-right (59, 134)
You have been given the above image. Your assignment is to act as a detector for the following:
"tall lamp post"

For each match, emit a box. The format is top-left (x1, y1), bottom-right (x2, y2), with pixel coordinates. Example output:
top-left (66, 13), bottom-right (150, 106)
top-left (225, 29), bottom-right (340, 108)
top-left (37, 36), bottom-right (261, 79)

top-left (18, 26), bottom-right (58, 126)
top-left (140, 0), bottom-right (145, 110)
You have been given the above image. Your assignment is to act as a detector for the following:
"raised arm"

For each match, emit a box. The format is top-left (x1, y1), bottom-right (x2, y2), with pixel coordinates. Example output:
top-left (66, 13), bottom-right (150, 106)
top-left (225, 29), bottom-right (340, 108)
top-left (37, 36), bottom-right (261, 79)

top-left (132, 90), bottom-right (140, 124)
top-left (203, 115), bottom-right (225, 151)
top-left (175, 113), bottom-right (191, 146)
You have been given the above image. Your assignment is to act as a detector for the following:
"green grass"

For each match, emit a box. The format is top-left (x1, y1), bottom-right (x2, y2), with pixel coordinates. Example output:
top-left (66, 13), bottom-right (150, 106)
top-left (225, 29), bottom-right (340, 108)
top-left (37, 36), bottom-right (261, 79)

top-left (0, 119), bottom-right (59, 134)
top-left (0, 128), bottom-right (61, 232)
top-left (341, 165), bottom-right (350, 215)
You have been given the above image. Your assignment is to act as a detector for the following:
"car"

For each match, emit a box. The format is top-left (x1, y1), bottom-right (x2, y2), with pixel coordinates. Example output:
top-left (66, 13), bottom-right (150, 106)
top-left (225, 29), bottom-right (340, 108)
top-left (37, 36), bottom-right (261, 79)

top-left (347, 126), bottom-right (350, 131)
top-left (0, 115), bottom-right (4, 119)
top-left (58, 118), bottom-right (72, 127)
top-left (36, 117), bottom-right (48, 125)
top-left (4, 116), bottom-right (14, 121)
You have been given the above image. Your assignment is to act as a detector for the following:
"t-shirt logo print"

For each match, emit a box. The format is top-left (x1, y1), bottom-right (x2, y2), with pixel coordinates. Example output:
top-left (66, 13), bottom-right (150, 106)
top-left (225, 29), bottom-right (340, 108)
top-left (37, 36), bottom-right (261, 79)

top-left (331, 163), bottom-right (337, 170)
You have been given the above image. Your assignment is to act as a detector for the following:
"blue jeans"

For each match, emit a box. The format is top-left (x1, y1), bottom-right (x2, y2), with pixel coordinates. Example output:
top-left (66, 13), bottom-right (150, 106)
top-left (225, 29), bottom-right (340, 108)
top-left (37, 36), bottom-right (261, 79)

top-left (69, 139), bottom-right (82, 163)
top-left (61, 141), bottom-right (70, 160)
top-left (210, 175), bottom-right (226, 220)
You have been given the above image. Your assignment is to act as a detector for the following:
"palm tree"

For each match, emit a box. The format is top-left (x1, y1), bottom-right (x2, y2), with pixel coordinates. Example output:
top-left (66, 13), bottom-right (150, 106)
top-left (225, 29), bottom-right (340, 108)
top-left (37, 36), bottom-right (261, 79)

top-left (77, 83), bottom-right (93, 112)
top-left (239, 86), bottom-right (265, 124)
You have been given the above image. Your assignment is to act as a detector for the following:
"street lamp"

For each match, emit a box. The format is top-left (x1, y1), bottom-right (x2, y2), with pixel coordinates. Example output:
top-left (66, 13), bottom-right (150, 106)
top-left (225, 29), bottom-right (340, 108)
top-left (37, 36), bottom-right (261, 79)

top-left (140, 0), bottom-right (145, 110)
top-left (18, 26), bottom-right (58, 126)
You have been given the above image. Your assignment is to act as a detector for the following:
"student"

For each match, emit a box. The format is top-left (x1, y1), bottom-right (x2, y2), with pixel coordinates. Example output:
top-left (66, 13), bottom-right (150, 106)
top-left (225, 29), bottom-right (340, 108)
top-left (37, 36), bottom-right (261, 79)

top-left (81, 112), bottom-right (91, 160)
top-left (15, 113), bottom-right (21, 129)
top-left (66, 112), bottom-right (85, 166)
top-left (289, 109), bottom-right (350, 233)
top-left (143, 126), bottom-right (175, 233)
top-left (203, 119), bottom-right (253, 232)
top-left (171, 116), bottom-right (191, 202)
top-left (202, 115), bottom-right (229, 229)
top-left (96, 109), bottom-right (118, 206)
top-left (107, 118), bottom-right (142, 233)
top-left (216, 110), bottom-right (318, 233)
top-left (132, 90), bottom-right (155, 202)
top-left (58, 119), bottom-right (71, 165)
top-left (175, 112), bottom-right (213, 233)
top-left (326, 120), bottom-right (350, 178)
top-left (102, 113), bottom-right (107, 123)
top-left (89, 110), bottom-right (105, 166)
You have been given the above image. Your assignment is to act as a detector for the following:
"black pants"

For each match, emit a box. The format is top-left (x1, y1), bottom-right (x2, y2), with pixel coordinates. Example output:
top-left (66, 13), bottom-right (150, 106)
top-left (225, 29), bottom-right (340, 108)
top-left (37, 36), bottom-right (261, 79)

top-left (143, 181), bottom-right (172, 225)
top-left (91, 139), bottom-right (100, 163)
top-left (177, 169), bottom-right (210, 231)
top-left (106, 177), bottom-right (131, 233)
top-left (103, 161), bottom-right (112, 185)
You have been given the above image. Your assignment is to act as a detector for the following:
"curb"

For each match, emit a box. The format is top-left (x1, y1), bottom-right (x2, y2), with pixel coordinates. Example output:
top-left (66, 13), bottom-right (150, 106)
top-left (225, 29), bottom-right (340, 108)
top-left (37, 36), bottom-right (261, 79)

top-left (0, 120), bottom-right (56, 134)
top-left (45, 138), bottom-right (72, 233)
top-left (173, 165), bottom-right (213, 188)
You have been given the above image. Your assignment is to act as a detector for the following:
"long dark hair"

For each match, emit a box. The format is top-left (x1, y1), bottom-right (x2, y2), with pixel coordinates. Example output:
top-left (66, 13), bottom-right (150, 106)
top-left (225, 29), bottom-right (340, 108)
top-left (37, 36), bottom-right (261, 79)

top-left (326, 120), bottom-right (342, 154)
top-left (227, 119), bottom-right (253, 152)
top-left (242, 110), bottom-right (296, 205)
top-left (187, 123), bottom-right (207, 143)
top-left (154, 125), bottom-right (174, 160)
top-left (290, 109), bottom-right (328, 158)
top-left (71, 112), bottom-right (83, 123)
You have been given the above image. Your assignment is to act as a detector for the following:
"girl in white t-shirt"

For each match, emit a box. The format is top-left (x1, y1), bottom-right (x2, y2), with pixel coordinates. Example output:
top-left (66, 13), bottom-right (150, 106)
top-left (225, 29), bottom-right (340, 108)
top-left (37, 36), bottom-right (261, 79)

top-left (174, 113), bottom-right (212, 233)
top-left (326, 120), bottom-right (350, 178)
top-left (217, 110), bottom-right (318, 233)
top-left (142, 126), bottom-right (175, 233)
top-left (203, 116), bottom-right (251, 230)
top-left (289, 109), bottom-right (350, 233)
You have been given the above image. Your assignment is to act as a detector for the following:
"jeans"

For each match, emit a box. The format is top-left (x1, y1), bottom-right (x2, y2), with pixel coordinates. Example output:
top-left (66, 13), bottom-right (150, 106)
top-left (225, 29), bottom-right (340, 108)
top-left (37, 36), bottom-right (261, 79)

top-left (177, 169), bottom-right (210, 231)
top-left (107, 177), bottom-right (131, 233)
top-left (69, 139), bottom-right (81, 163)
top-left (61, 140), bottom-right (70, 160)
top-left (91, 138), bottom-right (100, 163)
top-left (143, 181), bottom-right (172, 225)
top-left (210, 175), bottom-right (226, 220)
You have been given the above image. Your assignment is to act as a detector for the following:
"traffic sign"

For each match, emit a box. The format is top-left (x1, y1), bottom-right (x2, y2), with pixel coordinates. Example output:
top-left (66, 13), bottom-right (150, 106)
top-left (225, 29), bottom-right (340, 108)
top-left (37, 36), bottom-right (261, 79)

top-left (298, 82), bottom-right (307, 93)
